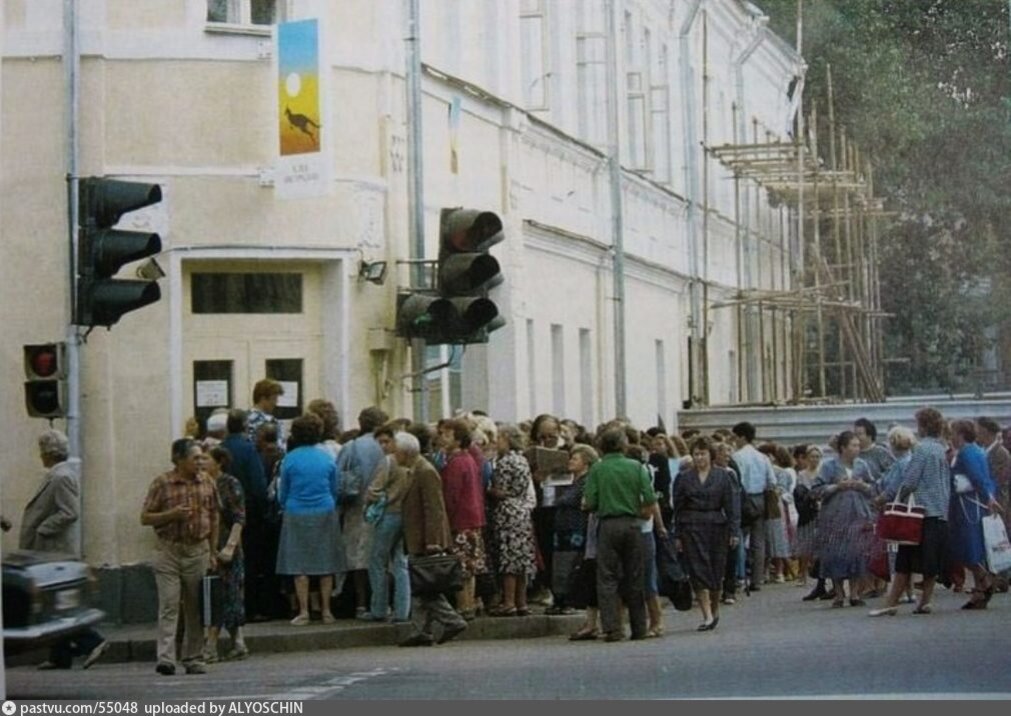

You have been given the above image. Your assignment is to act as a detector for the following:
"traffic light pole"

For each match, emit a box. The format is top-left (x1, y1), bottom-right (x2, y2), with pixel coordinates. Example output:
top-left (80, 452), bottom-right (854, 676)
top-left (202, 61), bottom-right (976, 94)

top-left (63, 0), bottom-right (84, 559)
top-left (605, 0), bottom-right (627, 419)
top-left (405, 0), bottom-right (429, 422)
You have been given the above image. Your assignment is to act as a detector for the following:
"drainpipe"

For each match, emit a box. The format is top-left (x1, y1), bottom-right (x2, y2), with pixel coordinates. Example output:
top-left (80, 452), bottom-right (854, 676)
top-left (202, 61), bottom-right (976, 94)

top-left (733, 10), bottom-right (767, 402)
top-left (604, 0), bottom-right (626, 419)
top-left (405, 0), bottom-right (428, 421)
top-left (679, 0), bottom-right (702, 406)
top-left (64, 0), bottom-right (83, 559)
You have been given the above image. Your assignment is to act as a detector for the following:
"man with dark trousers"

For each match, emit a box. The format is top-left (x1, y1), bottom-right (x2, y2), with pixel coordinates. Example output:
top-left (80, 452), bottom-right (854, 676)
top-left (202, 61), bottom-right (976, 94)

top-left (583, 427), bottom-right (658, 642)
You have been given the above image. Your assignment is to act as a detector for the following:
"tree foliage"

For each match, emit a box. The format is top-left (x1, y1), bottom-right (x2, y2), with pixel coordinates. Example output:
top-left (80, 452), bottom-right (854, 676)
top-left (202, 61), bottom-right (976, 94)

top-left (757, 0), bottom-right (1011, 393)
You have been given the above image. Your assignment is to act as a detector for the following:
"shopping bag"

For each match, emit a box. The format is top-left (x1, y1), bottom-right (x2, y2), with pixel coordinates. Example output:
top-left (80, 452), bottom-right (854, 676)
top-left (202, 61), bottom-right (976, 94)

top-left (198, 574), bottom-right (224, 628)
top-left (656, 534), bottom-right (693, 611)
top-left (982, 513), bottom-right (1011, 574)
top-left (408, 553), bottom-right (464, 597)
top-left (876, 495), bottom-right (925, 545)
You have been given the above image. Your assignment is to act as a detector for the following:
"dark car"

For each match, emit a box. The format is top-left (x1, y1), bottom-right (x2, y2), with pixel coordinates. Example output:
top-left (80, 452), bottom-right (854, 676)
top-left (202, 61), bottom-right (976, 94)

top-left (2, 550), bottom-right (104, 655)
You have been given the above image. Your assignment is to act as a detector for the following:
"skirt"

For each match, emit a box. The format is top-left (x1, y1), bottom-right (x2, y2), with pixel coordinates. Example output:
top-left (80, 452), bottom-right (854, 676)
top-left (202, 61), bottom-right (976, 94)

top-left (765, 517), bottom-right (791, 559)
top-left (895, 517), bottom-right (947, 579)
top-left (680, 521), bottom-right (731, 592)
top-left (451, 528), bottom-right (487, 579)
top-left (276, 510), bottom-right (346, 577)
top-left (341, 503), bottom-right (374, 571)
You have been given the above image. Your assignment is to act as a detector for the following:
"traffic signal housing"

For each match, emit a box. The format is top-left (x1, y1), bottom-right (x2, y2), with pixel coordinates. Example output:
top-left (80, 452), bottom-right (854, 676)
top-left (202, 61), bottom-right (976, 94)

top-left (24, 343), bottom-right (67, 419)
top-left (395, 207), bottom-right (507, 344)
top-left (76, 177), bottom-right (163, 327)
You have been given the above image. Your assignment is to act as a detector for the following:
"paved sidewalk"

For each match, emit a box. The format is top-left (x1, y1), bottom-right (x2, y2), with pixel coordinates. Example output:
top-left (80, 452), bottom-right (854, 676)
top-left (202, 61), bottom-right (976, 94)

top-left (10, 610), bottom-right (585, 666)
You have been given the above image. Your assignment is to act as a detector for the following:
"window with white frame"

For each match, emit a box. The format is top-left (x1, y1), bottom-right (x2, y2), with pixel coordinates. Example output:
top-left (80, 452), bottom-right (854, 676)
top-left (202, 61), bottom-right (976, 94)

top-left (576, 0), bottom-right (606, 146)
top-left (624, 14), bottom-right (649, 170)
top-left (207, 0), bottom-right (286, 27)
top-left (551, 324), bottom-right (565, 415)
top-left (520, 0), bottom-right (549, 110)
top-left (650, 43), bottom-right (671, 183)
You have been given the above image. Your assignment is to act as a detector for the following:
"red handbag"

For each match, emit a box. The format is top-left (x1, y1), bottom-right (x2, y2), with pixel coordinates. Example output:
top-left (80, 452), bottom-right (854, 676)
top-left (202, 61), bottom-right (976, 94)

top-left (876, 495), bottom-right (925, 545)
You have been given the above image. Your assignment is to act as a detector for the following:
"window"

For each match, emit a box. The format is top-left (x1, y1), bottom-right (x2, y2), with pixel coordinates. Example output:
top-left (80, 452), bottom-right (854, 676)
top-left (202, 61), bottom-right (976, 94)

top-left (191, 273), bottom-right (303, 314)
top-left (655, 339), bottom-right (667, 426)
top-left (193, 360), bottom-right (233, 426)
top-left (207, 0), bottom-right (285, 26)
top-left (576, 34), bottom-right (606, 146)
top-left (650, 44), bottom-right (671, 183)
top-left (520, 0), bottom-right (549, 109)
top-left (425, 345), bottom-right (461, 419)
top-left (527, 319), bottom-right (537, 416)
top-left (551, 324), bottom-right (565, 415)
top-left (579, 328), bottom-right (593, 427)
top-left (265, 358), bottom-right (303, 420)
top-left (627, 72), bottom-right (648, 169)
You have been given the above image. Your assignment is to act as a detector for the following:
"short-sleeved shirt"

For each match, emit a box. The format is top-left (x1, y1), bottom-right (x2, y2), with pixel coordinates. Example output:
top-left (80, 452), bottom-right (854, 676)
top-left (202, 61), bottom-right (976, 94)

top-left (143, 469), bottom-right (219, 544)
top-left (584, 453), bottom-right (657, 518)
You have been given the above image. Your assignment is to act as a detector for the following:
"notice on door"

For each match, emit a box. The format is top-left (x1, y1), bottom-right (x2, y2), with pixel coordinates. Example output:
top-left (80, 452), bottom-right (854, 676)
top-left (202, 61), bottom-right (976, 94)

top-left (277, 381), bottom-right (299, 408)
top-left (195, 380), bottom-right (229, 408)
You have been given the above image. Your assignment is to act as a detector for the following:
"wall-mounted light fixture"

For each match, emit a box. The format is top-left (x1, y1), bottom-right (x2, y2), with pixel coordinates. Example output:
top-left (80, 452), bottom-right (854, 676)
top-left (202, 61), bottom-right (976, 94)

top-left (358, 260), bottom-right (388, 285)
top-left (135, 258), bottom-right (166, 280)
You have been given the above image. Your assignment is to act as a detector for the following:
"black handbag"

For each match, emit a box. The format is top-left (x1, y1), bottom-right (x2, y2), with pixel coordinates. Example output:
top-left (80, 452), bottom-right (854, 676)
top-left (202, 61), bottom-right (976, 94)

top-left (409, 553), bottom-right (464, 596)
top-left (565, 558), bottom-right (596, 609)
top-left (656, 534), bottom-right (693, 611)
top-left (741, 493), bottom-right (763, 526)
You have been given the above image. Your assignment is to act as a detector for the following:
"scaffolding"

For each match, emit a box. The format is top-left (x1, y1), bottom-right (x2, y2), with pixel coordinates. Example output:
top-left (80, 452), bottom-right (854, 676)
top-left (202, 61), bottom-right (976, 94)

top-left (707, 64), bottom-right (892, 404)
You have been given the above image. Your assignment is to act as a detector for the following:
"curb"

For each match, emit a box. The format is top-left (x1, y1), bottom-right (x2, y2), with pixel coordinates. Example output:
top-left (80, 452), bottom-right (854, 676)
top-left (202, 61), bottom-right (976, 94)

top-left (11, 615), bottom-right (586, 666)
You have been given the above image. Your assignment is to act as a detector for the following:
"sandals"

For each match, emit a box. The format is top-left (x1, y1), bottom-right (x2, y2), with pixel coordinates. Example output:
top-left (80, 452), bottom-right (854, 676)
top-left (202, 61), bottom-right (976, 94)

top-left (488, 606), bottom-right (518, 617)
top-left (646, 626), bottom-right (665, 638)
top-left (912, 603), bottom-right (933, 614)
top-left (568, 628), bottom-right (598, 641)
top-left (290, 614), bottom-right (310, 626)
top-left (962, 588), bottom-right (991, 610)
top-left (225, 645), bottom-right (249, 661)
top-left (516, 607), bottom-right (531, 617)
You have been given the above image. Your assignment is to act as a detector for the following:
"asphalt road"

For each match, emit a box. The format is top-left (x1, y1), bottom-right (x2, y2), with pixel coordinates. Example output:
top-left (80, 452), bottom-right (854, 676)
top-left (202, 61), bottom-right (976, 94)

top-left (7, 582), bottom-right (1010, 700)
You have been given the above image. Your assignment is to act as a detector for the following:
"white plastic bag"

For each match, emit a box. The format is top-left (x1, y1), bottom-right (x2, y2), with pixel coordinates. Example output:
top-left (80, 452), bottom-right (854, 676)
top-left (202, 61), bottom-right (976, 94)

top-left (983, 513), bottom-right (1011, 574)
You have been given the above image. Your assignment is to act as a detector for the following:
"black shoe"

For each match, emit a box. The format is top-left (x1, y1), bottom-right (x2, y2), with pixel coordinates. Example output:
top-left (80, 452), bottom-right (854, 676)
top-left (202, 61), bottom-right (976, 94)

top-left (436, 623), bottom-right (467, 645)
top-left (749, 584), bottom-right (761, 592)
top-left (398, 633), bottom-right (434, 647)
top-left (802, 586), bottom-right (827, 601)
top-left (603, 632), bottom-right (624, 642)
top-left (155, 663), bottom-right (176, 676)
top-left (819, 589), bottom-right (836, 601)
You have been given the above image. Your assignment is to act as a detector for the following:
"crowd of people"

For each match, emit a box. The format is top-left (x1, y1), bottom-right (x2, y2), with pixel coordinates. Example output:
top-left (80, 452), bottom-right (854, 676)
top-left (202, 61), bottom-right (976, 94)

top-left (12, 377), bottom-right (1010, 675)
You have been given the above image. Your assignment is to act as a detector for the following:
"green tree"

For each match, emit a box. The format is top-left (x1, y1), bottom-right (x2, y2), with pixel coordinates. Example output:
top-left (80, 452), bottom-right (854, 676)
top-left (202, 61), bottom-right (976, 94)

top-left (757, 0), bottom-right (1011, 393)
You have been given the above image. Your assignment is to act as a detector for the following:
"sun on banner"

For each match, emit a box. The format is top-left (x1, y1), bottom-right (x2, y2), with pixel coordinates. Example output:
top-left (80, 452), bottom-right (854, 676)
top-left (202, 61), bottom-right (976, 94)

top-left (275, 18), bottom-right (329, 198)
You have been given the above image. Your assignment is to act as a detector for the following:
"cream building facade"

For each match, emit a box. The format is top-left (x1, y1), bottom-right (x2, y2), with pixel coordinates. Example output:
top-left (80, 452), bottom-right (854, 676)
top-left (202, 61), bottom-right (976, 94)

top-left (0, 0), bottom-right (801, 591)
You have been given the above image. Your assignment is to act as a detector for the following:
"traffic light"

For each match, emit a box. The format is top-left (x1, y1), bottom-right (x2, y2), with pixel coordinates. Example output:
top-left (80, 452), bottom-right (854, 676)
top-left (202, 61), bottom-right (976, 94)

top-left (24, 343), bottom-right (66, 419)
top-left (76, 177), bottom-right (163, 327)
top-left (396, 208), bottom-right (506, 344)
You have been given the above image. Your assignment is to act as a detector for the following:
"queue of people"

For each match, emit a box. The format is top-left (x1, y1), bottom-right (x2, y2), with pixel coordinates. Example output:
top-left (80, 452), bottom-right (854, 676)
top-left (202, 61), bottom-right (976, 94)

top-left (11, 386), bottom-right (1010, 674)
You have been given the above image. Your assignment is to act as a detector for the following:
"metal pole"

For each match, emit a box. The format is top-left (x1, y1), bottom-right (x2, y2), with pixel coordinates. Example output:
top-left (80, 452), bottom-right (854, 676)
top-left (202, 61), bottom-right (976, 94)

top-left (405, 0), bottom-right (428, 421)
top-left (605, 0), bottom-right (626, 418)
top-left (64, 0), bottom-right (83, 559)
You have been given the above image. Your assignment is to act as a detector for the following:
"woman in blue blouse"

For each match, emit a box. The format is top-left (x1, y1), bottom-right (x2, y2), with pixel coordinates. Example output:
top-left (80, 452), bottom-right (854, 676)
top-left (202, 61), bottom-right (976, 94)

top-left (948, 419), bottom-right (1003, 610)
top-left (276, 413), bottom-right (346, 625)
top-left (811, 431), bottom-right (876, 607)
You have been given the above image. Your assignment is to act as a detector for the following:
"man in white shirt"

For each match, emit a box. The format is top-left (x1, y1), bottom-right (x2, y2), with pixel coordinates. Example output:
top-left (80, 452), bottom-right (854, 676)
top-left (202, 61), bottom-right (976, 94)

top-left (731, 422), bottom-right (777, 591)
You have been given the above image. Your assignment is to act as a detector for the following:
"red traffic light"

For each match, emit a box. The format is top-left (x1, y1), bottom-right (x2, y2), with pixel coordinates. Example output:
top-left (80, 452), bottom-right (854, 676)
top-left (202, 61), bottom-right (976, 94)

top-left (24, 343), bottom-right (66, 380)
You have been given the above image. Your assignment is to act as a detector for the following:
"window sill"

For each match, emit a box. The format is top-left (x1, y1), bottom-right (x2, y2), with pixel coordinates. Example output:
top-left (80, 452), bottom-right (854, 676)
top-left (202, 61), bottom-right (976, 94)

top-left (204, 22), bottom-right (273, 37)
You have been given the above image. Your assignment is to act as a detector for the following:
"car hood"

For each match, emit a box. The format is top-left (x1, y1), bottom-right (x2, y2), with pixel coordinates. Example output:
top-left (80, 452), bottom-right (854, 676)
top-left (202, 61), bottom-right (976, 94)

top-left (3, 550), bottom-right (90, 589)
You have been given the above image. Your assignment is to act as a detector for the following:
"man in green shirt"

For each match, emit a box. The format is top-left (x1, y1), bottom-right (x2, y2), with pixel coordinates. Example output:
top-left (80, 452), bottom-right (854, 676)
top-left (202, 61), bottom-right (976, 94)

top-left (583, 427), bottom-right (658, 642)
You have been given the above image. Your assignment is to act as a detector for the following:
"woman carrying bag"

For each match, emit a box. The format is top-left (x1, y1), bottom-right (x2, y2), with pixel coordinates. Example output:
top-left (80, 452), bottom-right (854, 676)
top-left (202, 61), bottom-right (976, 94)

top-left (947, 419), bottom-right (1003, 610)
top-left (870, 408), bottom-right (951, 616)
